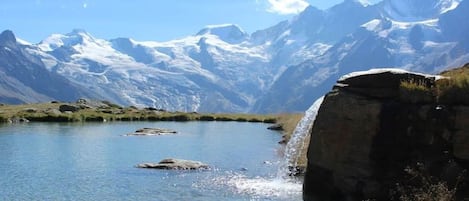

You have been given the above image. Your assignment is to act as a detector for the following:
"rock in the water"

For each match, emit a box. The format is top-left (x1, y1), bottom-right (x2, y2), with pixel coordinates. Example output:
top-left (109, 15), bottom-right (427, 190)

top-left (125, 128), bottom-right (177, 136)
top-left (137, 159), bottom-right (209, 170)
top-left (303, 69), bottom-right (469, 201)
top-left (267, 124), bottom-right (283, 131)
top-left (8, 117), bottom-right (29, 123)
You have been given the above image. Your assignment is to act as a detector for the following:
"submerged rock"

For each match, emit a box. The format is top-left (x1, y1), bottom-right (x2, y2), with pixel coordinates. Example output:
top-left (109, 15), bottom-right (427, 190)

top-left (137, 158), bottom-right (209, 170)
top-left (125, 128), bottom-right (177, 136)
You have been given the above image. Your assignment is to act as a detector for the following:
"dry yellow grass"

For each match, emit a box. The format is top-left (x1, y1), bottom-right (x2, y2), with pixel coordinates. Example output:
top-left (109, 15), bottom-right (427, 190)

top-left (275, 113), bottom-right (303, 141)
top-left (437, 64), bottom-right (469, 104)
top-left (275, 113), bottom-right (309, 167)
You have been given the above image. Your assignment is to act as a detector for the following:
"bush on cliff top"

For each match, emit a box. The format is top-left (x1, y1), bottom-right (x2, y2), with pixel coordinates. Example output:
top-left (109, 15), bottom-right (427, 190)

top-left (399, 63), bottom-right (469, 105)
top-left (399, 79), bottom-right (434, 103)
top-left (437, 64), bottom-right (469, 105)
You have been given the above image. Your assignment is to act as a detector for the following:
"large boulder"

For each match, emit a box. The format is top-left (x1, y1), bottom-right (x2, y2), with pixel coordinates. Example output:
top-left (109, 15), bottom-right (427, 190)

top-left (304, 69), bottom-right (469, 200)
top-left (58, 104), bottom-right (81, 113)
top-left (335, 68), bottom-right (436, 100)
top-left (136, 159), bottom-right (209, 170)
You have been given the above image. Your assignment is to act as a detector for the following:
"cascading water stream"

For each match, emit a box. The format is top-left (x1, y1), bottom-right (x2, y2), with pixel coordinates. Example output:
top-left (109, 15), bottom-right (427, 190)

top-left (277, 96), bottom-right (325, 178)
top-left (212, 96), bottom-right (324, 200)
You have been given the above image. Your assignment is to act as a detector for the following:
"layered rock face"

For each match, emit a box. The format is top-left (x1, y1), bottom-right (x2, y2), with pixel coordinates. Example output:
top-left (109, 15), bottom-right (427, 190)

top-left (303, 69), bottom-right (469, 200)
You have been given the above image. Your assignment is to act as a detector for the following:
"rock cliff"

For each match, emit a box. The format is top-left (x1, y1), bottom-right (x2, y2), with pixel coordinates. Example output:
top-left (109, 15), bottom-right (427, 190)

top-left (303, 68), bottom-right (469, 200)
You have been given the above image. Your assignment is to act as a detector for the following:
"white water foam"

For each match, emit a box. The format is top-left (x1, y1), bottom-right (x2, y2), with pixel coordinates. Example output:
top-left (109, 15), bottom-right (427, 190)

top-left (278, 96), bottom-right (325, 178)
top-left (209, 173), bottom-right (302, 200)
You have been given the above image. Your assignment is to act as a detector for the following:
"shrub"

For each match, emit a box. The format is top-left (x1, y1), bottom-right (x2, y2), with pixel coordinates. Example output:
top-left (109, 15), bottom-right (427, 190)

top-left (393, 164), bottom-right (463, 201)
top-left (437, 64), bottom-right (469, 105)
top-left (436, 75), bottom-right (469, 105)
top-left (399, 79), bottom-right (434, 103)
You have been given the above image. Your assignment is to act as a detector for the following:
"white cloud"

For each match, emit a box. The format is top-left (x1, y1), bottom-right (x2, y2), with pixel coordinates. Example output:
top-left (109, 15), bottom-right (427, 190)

top-left (83, 3), bottom-right (88, 8)
top-left (267, 0), bottom-right (309, 15)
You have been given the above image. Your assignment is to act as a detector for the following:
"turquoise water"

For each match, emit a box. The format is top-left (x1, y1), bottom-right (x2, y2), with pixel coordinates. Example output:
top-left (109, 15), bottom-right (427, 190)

top-left (0, 122), bottom-right (302, 201)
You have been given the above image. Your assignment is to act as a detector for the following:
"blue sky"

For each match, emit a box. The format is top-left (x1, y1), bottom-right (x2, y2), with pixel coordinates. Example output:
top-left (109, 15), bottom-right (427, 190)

top-left (1, 0), bottom-right (381, 43)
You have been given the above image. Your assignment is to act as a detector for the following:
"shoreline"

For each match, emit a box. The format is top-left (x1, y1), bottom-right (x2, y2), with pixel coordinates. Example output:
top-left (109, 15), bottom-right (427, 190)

top-left (0, 100), bottom-right (279, 124)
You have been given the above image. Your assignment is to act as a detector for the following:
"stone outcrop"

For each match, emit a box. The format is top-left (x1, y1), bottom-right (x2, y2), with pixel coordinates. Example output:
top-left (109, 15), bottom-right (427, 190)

top-left (58, 99), bottom-right (121, 113)
top-left (137, 159), bottom-right (209, 170)
top-left (58, 104), bottom-right (81, 113)
top-left (303, 69), bottom-right (469, 201)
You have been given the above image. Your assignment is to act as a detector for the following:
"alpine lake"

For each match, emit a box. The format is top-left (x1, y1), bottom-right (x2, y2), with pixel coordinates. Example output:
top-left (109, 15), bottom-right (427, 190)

top-left (0, 121), bottom-right (303, 200)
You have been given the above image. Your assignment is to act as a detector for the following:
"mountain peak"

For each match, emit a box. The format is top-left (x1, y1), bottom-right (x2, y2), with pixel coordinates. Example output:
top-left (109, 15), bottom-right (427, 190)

top-left (0, 30), bottom-right (17, 47)
top-left (382, 0), bottom-right (461, 21)
top-left (67, 29), bottom-right (93, 38)
top-left (38, 29), bottom-right (96, 51)
top-left (344, 0), bottom-right (370, 6)
top-left (196, 24), bottom-right (248, 43)
top-left (297, 5), bottom-right (323, 18)
top-left (71, 28), bottom-right (87, 34)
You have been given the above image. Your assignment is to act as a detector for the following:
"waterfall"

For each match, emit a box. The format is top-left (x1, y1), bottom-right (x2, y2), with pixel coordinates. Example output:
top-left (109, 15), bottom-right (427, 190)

top-left (213, 96), bottom-right (325, 199)
top-left (278, 96), bottom-right (325, 178)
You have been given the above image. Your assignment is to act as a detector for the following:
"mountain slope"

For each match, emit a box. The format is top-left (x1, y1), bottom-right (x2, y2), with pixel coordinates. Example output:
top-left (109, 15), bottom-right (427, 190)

top-left (253, 0), bottom-right (467, 113)
top-left (25, 26), bottom-right (274, 112)
top-left (0, 30), bottom-right (98, 104)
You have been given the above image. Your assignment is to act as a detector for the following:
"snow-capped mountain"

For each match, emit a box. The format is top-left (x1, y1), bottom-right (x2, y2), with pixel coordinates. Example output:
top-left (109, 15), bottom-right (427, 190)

top-left (382, 0), bottom-right (461, 21)
top-left (0, 30), bottom-right (99, 103)
top-left (254, 0), bottom-right (468, 113)
top-left (196, 24), bottom-right (249, 44)
top-left (2, 0), bottom-right (469, 113)
top-left (22, 25), bottom-right (277, 112)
